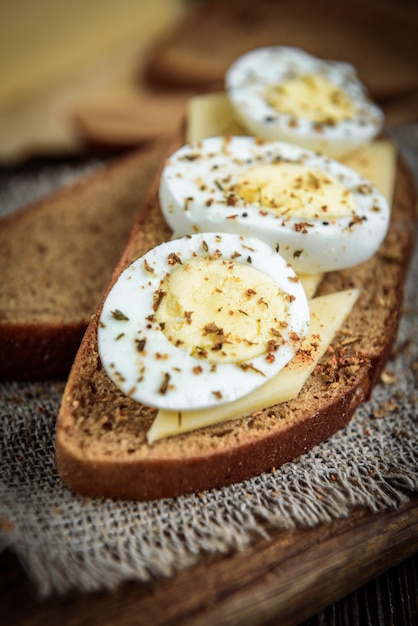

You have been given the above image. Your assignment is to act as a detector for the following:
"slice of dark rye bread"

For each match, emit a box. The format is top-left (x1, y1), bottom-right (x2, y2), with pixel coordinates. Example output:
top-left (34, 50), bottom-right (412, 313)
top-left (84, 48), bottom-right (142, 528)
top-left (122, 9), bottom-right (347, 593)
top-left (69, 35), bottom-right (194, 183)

top-left (55, 143), bottom-right (416, 501)
top-left (0, 143), bottom-right (167, 380)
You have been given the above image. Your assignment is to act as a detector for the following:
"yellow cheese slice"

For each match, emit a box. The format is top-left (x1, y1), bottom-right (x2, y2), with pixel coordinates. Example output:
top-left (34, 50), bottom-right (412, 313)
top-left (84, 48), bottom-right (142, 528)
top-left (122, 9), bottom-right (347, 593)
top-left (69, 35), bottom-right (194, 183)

top-left (186, 93), bottom-right (245, 144)
top-left (340, 142), bottom-right (396, 204)
top-left (147, 288), bottom-right (359, 443)
top-left (299, 273), bottom-right (323, 299)
top-left (185, 92), bottom-right (396, 204)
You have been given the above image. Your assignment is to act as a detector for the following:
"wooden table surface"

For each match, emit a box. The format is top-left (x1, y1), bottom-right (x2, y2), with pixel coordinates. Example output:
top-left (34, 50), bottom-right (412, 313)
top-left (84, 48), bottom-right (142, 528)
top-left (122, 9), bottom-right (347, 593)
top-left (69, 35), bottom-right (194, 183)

top-left (1, 494), bottom-right (417, 626)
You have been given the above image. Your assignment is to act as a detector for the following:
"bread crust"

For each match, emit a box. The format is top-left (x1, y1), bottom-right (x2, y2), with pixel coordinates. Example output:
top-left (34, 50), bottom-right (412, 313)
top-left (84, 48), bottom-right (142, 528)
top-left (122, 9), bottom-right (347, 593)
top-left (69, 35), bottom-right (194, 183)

top-left (0, 322), bottom-right (87, 381)
top-left (55, 146), bottom-right (416, 501)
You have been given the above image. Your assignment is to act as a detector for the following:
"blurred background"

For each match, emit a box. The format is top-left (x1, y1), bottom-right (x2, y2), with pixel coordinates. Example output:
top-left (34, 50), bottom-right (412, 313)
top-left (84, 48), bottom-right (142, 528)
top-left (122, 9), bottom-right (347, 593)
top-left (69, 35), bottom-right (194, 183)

top-left (0, 0), bottom-right (416, 167)
top-left (0, 0), bottom-right (190, 164)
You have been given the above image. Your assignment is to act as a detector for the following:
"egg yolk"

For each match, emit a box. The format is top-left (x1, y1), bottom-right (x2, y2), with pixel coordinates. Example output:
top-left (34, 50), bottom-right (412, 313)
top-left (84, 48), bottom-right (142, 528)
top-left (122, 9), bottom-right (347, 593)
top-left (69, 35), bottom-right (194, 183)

top-left (233, 162), bottom-right (356, 220)
top-left (155, 257), bottom-right (292, 364)
top-left (264, 73), bottom-right (357, 124)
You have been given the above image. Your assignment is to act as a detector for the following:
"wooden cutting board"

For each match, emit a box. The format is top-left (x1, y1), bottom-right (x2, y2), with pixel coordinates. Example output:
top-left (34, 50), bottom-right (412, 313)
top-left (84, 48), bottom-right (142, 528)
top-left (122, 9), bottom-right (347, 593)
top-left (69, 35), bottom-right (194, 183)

top-left (1, 495), bottom-right (417, 625)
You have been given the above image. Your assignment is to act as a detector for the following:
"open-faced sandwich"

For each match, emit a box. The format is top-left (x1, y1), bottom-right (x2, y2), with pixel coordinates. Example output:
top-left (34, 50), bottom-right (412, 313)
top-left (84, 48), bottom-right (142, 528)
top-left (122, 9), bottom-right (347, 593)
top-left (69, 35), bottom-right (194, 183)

top-left (55, 47), bottom-right (416, 501)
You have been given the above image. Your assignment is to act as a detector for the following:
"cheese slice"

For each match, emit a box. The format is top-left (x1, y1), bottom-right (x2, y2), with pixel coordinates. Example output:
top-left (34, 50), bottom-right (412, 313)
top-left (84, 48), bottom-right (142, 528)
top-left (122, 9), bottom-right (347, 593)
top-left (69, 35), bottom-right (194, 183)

top-left (185, 92), bottom-right (396, 204)
top-left (186, 93), bottom-right (245, 144)
top-left (147, 288), bottom-right (359, 443)
top-left (299, 273), bottom-right (323, 299)
top-left (340, 142), bottom-right (396, 204)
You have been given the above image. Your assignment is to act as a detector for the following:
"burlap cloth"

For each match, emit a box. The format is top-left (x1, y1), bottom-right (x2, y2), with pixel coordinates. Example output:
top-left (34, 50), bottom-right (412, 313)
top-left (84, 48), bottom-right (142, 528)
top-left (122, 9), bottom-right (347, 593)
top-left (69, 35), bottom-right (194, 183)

top-left (0, 131), bottom-right (417, 597)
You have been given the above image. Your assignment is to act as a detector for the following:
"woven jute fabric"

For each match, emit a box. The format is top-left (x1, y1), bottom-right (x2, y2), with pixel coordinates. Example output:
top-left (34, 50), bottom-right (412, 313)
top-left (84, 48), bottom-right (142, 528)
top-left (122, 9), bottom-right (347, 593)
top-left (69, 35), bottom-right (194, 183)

top-left (1, 134), bottom-right (417, 596)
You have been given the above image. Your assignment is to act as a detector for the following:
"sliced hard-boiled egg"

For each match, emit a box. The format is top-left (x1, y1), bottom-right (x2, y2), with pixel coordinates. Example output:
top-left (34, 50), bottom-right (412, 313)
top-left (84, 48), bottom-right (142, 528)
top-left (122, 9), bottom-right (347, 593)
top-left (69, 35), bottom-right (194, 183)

top-left (225, 46), bottom-right (384, 158)
top-left (97, 232), bottom-right (310, 411)
top-left (159, 136), bottom-right (390, 274)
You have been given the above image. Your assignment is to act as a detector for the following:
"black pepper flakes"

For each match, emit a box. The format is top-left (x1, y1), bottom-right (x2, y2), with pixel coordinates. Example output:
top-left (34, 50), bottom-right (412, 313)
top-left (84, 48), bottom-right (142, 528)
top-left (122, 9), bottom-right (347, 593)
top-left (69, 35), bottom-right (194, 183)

top-left (167, 252), bottom-right (183, 265)
top-left (111, 309), bottom-right (129, 321)
top-left (159, 372), bottom-right (171, 395)
top-left (135, 338), bottom-right (146, 352)
top-left (143, 259), bottom-right (155, 274)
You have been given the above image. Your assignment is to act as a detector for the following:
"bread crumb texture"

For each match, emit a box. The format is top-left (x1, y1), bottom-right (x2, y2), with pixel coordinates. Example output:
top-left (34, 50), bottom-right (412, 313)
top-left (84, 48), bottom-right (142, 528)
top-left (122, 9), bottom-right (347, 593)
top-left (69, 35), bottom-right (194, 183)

top-left (0, 146), bottom-right (166, 325)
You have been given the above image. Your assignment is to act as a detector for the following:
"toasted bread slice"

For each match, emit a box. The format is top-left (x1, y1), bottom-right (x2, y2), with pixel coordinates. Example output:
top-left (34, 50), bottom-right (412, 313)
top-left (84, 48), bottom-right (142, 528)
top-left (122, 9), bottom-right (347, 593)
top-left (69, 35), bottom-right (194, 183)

top-left (0, 143), bottom-right (166, 380)
top-left (55, 133), bottom-right (416, 500)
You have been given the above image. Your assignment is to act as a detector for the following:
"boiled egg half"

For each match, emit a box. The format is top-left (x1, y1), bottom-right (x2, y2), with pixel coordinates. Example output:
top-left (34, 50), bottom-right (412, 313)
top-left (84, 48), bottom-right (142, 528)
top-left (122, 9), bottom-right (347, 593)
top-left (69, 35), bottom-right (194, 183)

top-left (159, 136), bottom-right (390, 274)
top-left (225, 46), bottom-right (384, 158)
top-left (98, 232), bottom-right (309, 411)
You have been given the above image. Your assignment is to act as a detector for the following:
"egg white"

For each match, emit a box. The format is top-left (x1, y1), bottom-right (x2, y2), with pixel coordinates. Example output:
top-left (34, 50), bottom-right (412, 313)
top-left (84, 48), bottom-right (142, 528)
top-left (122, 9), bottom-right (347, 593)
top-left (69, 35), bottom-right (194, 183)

top-left (225, 46), bottom-right (384, 158)
top-left (159, 136), bottom-right (390, 274)
top-left (97, 232), bottom-right (310, 411)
